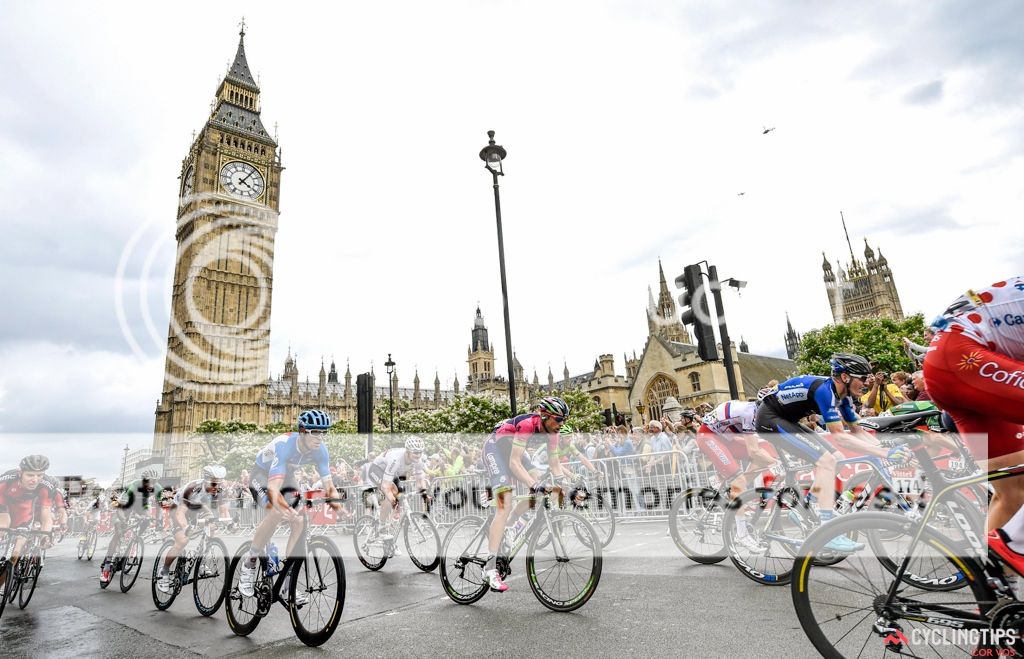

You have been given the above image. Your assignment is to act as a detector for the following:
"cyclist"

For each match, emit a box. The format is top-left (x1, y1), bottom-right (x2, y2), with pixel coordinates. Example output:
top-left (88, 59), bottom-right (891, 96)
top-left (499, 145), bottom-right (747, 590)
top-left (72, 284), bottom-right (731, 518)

top-left (100, 470), bottom-right (158, 585)
top-left (921, 276), bottom-right (1024, 563)
top-left (364, 436), bottom-right (430, 538)
top-left (755, 354), bottom-right (909, 551)
top-left (481, 396), bottom-right (572, 593)
top-left (696, 395), bottom-right (778, 498)
top-left (79, 491), bottom-right (106, 544)
top-left (0, 455), bottom-right (55, 585)
top-left (156, 465), bottom-right (230, 594)
top-left (238, 410), bottom-right (343, 603)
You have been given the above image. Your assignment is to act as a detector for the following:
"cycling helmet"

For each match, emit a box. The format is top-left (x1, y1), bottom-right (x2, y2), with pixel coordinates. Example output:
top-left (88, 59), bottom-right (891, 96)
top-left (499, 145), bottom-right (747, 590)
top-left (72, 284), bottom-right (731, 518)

top-left (537, 396), bottom-right (570, 419)
top-left (756, 386), bottom-right (777, 403)
top-left (19, 455), bottom-right (49, 472)
top-left (141, 468), bottom-right (160, 481)
top-left (201, 465), bottom-right (227, 481)
top-left (405, 435), bottom-right (426, 453)
top-left (829, 353), bottom-right (872, 378)
top-left (298, 409), bottom-right (332, 430)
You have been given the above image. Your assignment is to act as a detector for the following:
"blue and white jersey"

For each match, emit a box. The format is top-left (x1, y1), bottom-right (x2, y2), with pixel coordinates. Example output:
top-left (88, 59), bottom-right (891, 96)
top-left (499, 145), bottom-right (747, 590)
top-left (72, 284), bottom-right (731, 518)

top-left (254, 433), bottom-right (332, 482)
top-left (765, 375), bottom-right (858, 425)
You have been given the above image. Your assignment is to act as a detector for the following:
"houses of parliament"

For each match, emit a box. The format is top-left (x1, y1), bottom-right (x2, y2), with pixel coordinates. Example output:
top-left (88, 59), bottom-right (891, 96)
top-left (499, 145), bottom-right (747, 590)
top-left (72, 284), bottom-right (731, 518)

top-left (150, 30), bottom-right (904, 480)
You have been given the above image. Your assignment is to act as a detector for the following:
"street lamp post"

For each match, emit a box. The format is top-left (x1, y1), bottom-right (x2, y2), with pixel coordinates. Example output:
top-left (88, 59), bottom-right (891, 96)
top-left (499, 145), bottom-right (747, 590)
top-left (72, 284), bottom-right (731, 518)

top-left (479, 130), bottom-right (518, 415)
top-left (384, 353), bottom-right (396, 433)
top-left (120, 443), bottom-right (129, 486)
top-left (708, 266), bottom-right (740, 400)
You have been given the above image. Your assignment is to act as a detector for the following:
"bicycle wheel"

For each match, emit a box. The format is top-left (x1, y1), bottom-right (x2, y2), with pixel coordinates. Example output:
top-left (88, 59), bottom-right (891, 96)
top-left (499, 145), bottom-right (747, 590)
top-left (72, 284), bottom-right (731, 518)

top-left (404, 512), bottom-right (440, 572)
top-left (120, 538), bottom-right (144, 593)
top-left (792, 511), bottom-right (993, 659)
top-left (287, 536), bottom-right (346, 647)
top-left (77, 537), bottom-right (86, 560)
top-left (18, 555), bottom-right (40, 609)
top-left (572, 493), bottom-right (616, 548)
top-left (669, 487), bottom-right (727, 564)
top-left (193, 538), bottom-right (229, 617)
top-left (526, 510), bottom-right (602, 612)
top-left (225, 541), bottom-right (264, 637)
top-left (87, 531), bottom-right (98, 560)
top-left (438, 515), bottom-right (489, 605)
top-left (0, 560), bottom-right (10, 620)
top-left (352, 516), bottom-right (387, 571)
top-left (151, 540), bottom-right (180, 610)
top-left (723, 487), bottom-right (812, 586)
top-left (6, 560), bottom-right (21, 604)
top-left (56, 526), bottom-right (67, 544)
top-left (871, 490), bottom-right (982, 593)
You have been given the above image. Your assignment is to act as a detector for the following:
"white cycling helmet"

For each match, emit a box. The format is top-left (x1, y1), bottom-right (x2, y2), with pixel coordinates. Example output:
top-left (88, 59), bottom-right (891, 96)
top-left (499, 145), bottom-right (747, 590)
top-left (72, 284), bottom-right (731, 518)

top-left (405, 436), bottom-right (425, 453)
top-left (202, 465), bottom-right (227, 481)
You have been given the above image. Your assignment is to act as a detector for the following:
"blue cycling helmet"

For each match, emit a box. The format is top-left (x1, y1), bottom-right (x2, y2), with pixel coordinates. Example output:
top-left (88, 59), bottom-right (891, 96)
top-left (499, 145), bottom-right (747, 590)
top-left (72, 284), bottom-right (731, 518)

top-left (537, 396), bottom-right (570, 419)
top-left (298, 409), bottom-right (332, 430)
top-left (829, 353), bottom-right (872, 378)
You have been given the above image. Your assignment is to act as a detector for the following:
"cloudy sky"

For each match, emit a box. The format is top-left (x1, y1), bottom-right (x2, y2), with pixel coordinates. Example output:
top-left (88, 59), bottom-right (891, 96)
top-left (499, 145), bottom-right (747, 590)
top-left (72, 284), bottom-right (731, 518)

top-left (2, 2), bottom-right (1022, 480)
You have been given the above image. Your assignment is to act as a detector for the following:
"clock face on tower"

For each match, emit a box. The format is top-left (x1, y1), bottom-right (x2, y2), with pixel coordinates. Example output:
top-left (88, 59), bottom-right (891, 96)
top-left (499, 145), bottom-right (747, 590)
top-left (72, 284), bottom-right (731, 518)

top-left (181, 166), bottom-right (195, 198)
top-left (219, 161), bottom-right (266, 200)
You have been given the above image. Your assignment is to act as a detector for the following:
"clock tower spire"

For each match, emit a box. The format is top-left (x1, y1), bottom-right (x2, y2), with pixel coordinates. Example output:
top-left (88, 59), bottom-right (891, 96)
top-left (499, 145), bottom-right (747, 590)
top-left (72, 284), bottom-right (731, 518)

top-left (154, 26), bottom-right (284, 479)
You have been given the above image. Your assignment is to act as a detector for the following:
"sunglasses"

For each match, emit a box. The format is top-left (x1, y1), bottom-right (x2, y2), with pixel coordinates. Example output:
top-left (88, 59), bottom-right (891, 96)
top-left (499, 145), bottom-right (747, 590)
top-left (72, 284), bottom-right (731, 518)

top-left (304, 429), bottom-right (327, 436)
top-left (545, 414), bottom-right (568, 423)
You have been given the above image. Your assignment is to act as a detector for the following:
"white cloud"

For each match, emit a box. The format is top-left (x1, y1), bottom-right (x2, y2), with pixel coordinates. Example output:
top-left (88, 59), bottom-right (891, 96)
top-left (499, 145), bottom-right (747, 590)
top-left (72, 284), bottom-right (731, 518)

top-left (1, 1), bottom-right (1022, 429)
top-left (0, 341), bottom-right (162, 433)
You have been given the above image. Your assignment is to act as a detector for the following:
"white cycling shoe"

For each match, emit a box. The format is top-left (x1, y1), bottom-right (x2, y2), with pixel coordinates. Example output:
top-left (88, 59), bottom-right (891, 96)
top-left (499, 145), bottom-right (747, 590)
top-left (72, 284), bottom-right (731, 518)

top-left (237, 559), bottom-right (258, 597)
top-left (734, 533), bottom-right (767, 555)
top-left (484, 569), bottom-right (509, 592)
top-left (157, 570), bottom-right (173, 594)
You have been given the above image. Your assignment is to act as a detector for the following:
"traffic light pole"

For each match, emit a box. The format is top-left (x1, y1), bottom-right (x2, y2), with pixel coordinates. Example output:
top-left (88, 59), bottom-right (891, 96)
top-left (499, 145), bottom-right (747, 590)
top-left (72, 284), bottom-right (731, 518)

top-left (707, 265), bottom-right (740, 400)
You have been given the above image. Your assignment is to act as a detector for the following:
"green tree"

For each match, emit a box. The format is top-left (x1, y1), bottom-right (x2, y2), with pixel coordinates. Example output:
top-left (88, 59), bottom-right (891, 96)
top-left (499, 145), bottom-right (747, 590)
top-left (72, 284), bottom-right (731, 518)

top-left (553, 389), bottom-right (605, 432)
top-left (796, 314), bottom-right (928, 376)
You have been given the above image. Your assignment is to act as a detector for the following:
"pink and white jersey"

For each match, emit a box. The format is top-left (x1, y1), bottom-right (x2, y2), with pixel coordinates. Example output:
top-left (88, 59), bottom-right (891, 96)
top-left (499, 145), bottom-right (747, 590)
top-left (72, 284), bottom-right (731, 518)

top-left (703, 401), bottom-right (757, 434)
top-left (933, 275), bottom-right (1024, 360)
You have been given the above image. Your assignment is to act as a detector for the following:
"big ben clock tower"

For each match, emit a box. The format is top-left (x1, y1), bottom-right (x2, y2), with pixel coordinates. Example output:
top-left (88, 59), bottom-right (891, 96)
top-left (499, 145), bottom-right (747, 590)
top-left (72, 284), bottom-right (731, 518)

top-left (154, 26), bottom-right (283, 479)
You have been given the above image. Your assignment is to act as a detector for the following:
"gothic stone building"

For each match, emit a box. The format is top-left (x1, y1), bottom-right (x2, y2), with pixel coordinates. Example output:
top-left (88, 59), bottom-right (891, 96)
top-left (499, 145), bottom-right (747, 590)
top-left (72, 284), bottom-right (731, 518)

top-left (822, 216), bottom-right (904, 323)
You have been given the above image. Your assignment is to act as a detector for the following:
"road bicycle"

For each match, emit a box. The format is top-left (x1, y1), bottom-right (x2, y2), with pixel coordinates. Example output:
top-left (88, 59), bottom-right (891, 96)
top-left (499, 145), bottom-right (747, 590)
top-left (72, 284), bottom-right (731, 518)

top-left (225, 496), bottom-right (346, 647)
top-left (99, 514), bottom-right (149, 593)
top-left (151, 515), bottom-right (229, 616)
top-left (791, 433), bottom-right (1012, 658)
top-left (565, 473), bottom-right (616, 547)
top-left (438, 479), bottom-right (602, 612)
top-left (721, 436), bottom-right (983, 588)
top-left (0, 528), bottom-right (51, 618)
top-left (77, 525), bottom-right (99, 561)
top-left (353, 490), bottom-right (439, 572)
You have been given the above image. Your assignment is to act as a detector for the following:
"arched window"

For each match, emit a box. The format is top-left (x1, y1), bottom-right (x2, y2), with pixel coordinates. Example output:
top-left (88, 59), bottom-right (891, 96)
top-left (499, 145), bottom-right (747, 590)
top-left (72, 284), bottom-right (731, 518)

top-left (644, 374), bottom-right (679, 421)
top-left (689, 372), bottom-right (701, 392)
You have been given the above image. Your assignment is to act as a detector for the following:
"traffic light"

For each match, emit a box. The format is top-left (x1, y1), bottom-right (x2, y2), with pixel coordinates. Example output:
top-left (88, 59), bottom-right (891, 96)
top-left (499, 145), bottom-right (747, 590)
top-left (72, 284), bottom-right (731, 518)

top-left (675, 264), bottom-right (719, 362)
top-left (357, 373), bottom-right (374, 436)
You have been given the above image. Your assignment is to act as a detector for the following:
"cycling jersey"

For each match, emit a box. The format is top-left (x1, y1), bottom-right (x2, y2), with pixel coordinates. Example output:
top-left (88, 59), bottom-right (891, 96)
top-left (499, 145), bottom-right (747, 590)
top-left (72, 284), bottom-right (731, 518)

top-left (702, 401), bottom-right (758, 435)
top-left (367, 448), bottom-right (425, 487)
top-left (484, 414), bottom-right (560, 492)
top-left (0, 469), bottom-right (55, 527)
top-left (114, 480), bottom-right (156, 512)
top-left (761, 376), bottom-right (858, 425)
top-left (40, 475), bottom-right (65, 509)
top-left (174, 479), bottom-right (223, 510)
top-left (932, 275), bottom-right (1024, 359)
top-left (756, 376), bottom-right (854, 464)
top-left (254, 432), bottom-right (332, 482)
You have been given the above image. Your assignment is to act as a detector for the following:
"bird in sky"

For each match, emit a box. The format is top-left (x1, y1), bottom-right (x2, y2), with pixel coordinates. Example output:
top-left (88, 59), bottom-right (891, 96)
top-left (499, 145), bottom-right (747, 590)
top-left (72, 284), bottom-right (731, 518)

top-left (762, 126), bottom-right (776, 135)
top-left (737, 192), bottom-right (746, 196)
